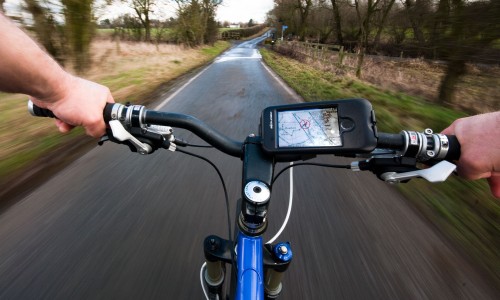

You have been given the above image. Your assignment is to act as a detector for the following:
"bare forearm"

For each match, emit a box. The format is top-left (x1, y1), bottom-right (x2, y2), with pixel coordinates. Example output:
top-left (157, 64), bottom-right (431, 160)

top-left (442, 111), bottom-right (500, 198)
top-left (0, 13), bottom-right (70, 101)
top-left (0, 13), bottom-right (114, 138)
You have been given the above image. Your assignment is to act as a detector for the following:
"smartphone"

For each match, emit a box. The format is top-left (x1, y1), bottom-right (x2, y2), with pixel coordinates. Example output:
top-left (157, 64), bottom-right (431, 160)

top-left (260, 99), bottom-right (378, 156)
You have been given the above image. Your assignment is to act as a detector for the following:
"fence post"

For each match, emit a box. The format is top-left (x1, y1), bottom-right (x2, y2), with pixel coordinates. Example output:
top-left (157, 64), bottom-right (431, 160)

top-left (356, 47), bottom-right (364, 78)
top-left (321, 45), bottom-right (325, 64)
top-left (338, 46), bottom-right (345, 68)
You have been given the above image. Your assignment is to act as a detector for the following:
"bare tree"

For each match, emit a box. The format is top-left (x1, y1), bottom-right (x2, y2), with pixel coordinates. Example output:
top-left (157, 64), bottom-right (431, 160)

top-left (436, 0), bottom-right (500, 104)
top-left (309, 2), bottom-right (333, 43)
top-left (61, 0), bottom-right (94, 73)
top-left (24, 0), bottom-right (67, 65)
top-left (122, 0), bottom-right (155, 41)
top-left (431, 0), bottom-right (450, 47)
top-left (173, 0), bottom-right (221, 46)
top-left (135, 0), bottom-right (154, 41)
top-left (271, 0), bottom-right (298, 39)
top-left (353, 0), bottom-right (395, 77)
top-left (268, 0), bottom-right (499, 104)
top-left (200, 0), bottom-right (220, 44)
top-left (403, 0), bottom-right (429, 46)
top-left (353, 0), bottom-right (378, 77)
top-left (330, 0), bottom-right (343, 44)
top-left (386, 4), bottom-right (410, 45)
top-left (295, 0), bottom-right (313, 41)
top-left (21, 0), bottom-right (96, 73)
top-left (373, 0), bottom-right (396, 48)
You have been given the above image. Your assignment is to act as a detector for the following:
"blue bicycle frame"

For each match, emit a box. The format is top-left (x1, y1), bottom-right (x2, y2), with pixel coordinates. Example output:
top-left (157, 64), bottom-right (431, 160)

top-left (236, 233), bottom-right (264, 300)
top-left (29, 100), bottom-right (460, 300)
top-left (203, 135), bottom-right (293, 299)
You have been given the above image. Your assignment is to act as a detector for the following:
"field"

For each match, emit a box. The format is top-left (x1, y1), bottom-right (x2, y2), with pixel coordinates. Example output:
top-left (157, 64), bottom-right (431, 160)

top-left (260, 47), bottom-right (500, 285)
top-left (1, 33), bottom-right (498, 286)
top-left (0, 40), bottom-right (230, 190)
top-left (273, 41), bottom-right (500, 114)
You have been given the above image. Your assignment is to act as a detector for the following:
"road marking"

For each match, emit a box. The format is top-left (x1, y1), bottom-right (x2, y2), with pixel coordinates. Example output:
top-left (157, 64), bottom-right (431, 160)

top-left (157, 43), bottom-right (302, 109)
top-left (260, 61), bottom-right (302, 103)
top-left (155, 64), bottom-right (212, 110)
top-left (214, 49), bottom-right (262, 63)
top-left (214, 56), bottom-right (261, 63)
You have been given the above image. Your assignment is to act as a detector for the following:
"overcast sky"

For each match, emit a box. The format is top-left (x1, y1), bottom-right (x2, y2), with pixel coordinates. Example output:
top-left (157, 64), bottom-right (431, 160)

top-left (3, 0), bottom-right (274, 24)
top-left (217, 0), bottom-right (274, 23)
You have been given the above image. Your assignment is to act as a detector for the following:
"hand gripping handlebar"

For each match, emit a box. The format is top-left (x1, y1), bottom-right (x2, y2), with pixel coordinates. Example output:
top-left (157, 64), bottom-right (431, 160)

top-left (29, 101), bottom-right (244, 157)
top-left (105, 103), bottom-right (244, 157)
top-left (28, 100), bottom-right (459, 163)
top-left (377, 131), bottom-right (460, 162)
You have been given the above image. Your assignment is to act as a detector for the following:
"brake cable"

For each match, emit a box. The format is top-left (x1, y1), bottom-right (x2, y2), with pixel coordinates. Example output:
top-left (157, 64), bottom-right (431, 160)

top-left (175, 149), bottom-right (236, 265)
top-left (266, 162), bottom-right (294, 245)
top-left (272, 162), bottom-right (351, 184)
top-left (266, 162), bottom-right (351, 245)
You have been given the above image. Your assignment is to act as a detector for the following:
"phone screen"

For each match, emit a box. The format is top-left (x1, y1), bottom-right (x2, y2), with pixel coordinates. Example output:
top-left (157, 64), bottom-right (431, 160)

top-left (277, 107), bottom-right (342, 148)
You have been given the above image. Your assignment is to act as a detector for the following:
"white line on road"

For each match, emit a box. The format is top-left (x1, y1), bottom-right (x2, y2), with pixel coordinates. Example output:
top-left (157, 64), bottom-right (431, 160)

top-left (156, 45), bottom-right (302, 109)
top-left (260, 61), bottom-right (303, 103)
top-left (155, 64), bottom-right (212, 110)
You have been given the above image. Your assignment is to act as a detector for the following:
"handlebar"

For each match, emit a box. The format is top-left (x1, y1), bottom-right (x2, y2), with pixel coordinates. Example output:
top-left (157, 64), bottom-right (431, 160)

top-left (377, 132), bottom-right (460, 162)
top-left (28, 100), bottom-right (460, 164)
top-left (30, 101), bottom-right (244, 157)
top-left (144, 110), bottom-right (243, 157)
top-left (27, 99), bottom-right (464, 299)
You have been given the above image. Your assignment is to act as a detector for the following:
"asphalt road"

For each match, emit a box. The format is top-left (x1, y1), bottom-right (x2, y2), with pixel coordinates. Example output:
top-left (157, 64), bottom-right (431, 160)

top-left (0, 34), bottom-right (497, 299)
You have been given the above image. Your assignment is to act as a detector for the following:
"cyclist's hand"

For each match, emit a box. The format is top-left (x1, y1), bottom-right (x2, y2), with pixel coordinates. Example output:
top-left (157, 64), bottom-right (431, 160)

top-left (442, 111), bottom-right (500, 198)
top-left (30, 76), bottom-right (114, 138)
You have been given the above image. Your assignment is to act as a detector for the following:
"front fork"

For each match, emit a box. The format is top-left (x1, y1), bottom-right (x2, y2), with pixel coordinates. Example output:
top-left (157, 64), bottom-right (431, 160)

top-left (203, 235), bottom-right (293, 299)
top-left (203, 136), bottom-right (292, 299)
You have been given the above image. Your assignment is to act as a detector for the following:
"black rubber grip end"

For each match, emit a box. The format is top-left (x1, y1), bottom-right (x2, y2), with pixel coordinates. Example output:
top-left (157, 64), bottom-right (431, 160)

top-left (445, 135), bottom-right (461, 161)
top-left (28, 101), bottom-right (56, 118)
top-left (103, 103), bottom-right (115, 122)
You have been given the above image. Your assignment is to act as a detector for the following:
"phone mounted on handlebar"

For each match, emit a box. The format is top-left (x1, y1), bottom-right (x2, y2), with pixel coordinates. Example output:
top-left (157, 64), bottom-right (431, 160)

top-left (28, 98), bottom-right (460, 185)
top-left (28, 98), bottom-right (461, 300)
top-left (260, 99), bottom-right (378, 158)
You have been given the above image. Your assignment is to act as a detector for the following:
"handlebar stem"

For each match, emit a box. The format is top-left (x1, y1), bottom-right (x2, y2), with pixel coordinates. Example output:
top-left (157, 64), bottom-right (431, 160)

top-left (239, 135), bottom-right (274, 236)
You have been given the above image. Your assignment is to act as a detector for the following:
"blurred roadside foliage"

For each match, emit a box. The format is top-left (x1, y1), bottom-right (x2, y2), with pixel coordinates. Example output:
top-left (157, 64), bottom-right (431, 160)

top-left (7, 0), bottom-right (232, 72)
top-left (22, 0), bottom-right (94, 73)
top-left (269, 0), bottom-right (500, 110)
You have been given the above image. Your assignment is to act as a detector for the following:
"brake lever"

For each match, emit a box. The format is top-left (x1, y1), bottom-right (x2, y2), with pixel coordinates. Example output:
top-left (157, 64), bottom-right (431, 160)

top-left (352, 156), bottom-right (456, 183)
top-left (147, 124), bottom-right (176, 152)
top-left (380, 161), bottom-right (457, 183)
top-left (108, 120), bottom-right (153, 154)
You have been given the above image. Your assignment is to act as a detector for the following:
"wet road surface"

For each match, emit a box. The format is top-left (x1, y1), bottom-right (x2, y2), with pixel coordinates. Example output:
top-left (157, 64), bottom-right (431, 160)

top-left (0, 34), bottom-right (497, 299)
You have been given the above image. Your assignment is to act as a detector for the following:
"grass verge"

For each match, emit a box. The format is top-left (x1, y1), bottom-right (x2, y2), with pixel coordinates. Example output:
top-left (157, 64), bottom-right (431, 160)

top-left (261, 47), bottom-right (500, 285)
top-left (0, 40), bottom-right (230, 198)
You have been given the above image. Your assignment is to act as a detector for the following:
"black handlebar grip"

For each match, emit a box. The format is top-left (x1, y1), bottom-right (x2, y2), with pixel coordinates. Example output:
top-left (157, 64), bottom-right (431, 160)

top-left (103, 103), bottom-right (115, 122)
top-left (28, 100), bottom-right (56, 118)
top-left (377, 132), bottom-right (405, 150)
top-left (444, 135), bottom-right (461, 161)
top-left (29, 100), bottom-right (117, 123)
